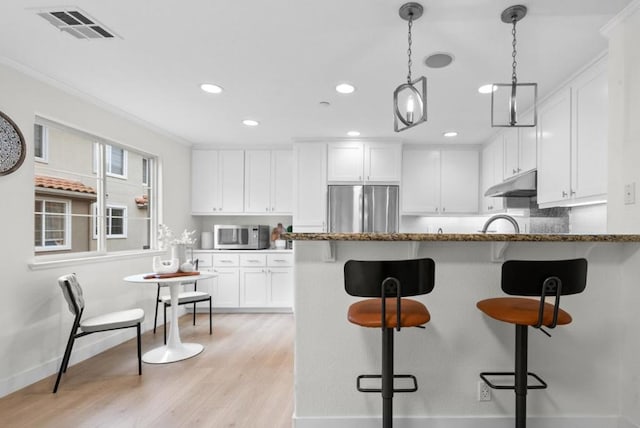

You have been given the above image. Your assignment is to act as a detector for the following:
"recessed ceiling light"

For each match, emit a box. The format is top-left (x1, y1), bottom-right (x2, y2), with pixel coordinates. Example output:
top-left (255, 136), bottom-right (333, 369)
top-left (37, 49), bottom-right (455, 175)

top-left (242, 119), bottom-right (259, 127)
top-left (425, 52), bottom-right (455, 69)
top-left (478, 84), bottom-right (497, 94)
top-left (347, 131), bottom-right (360, 137)
top-left (200, 83), bottom-right (223, 94)
top-left (443, 131), bottom-right (458, 137)
top-left (335, 83), bottom-right (356, 94)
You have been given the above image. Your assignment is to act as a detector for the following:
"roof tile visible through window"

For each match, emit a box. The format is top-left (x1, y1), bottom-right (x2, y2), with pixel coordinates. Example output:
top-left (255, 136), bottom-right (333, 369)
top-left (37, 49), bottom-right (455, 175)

top-left (35, 175), bottom-right (97, 194)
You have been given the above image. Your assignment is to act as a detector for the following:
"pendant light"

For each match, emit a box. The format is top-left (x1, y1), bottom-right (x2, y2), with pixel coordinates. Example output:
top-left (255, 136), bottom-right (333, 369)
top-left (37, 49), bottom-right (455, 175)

top-left (491, 5), bottom-right (537, 128)
top-left (394, 2), bottom-right (427, 132)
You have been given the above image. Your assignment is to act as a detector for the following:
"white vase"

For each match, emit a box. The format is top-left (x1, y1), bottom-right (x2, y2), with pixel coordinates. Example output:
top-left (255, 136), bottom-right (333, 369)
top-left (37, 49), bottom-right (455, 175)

top-left (152, 256), bottom-right (179, 274)
top-left (171, 244), bottom-right (187, 267)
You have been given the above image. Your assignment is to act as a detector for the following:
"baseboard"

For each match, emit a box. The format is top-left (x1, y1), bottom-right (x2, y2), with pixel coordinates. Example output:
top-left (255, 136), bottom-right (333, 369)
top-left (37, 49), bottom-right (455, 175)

top-left (0, 321), bottom-right (150, 398)
top-left (188, 307), bottom-right (293, 314)
top-left (293, 415), bottom-right (630, 428)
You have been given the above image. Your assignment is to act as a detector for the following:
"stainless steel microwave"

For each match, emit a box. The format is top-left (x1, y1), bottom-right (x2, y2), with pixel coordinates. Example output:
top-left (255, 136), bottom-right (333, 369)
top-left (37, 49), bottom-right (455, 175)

top-left (213, 225), bottom-right (270, 250)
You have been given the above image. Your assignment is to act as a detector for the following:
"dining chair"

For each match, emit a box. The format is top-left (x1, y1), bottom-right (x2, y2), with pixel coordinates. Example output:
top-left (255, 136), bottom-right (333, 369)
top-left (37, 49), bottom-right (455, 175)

top-left (54, 273), bottom-right (144, 393)
top-left (152, 259), bottom-right (212, 344)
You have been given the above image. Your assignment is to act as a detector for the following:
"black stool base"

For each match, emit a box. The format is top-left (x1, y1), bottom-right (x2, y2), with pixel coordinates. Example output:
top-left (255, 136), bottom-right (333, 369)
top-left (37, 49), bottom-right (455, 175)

top-left (357, 374), bottom-right (418, 393)
top-left (480, 371), bottom-right (547, 390)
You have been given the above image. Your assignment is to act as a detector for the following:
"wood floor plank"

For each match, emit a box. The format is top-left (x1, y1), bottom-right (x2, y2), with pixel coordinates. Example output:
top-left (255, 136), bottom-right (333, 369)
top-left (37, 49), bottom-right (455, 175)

top-left (0, 313), bottom-right (294, 428)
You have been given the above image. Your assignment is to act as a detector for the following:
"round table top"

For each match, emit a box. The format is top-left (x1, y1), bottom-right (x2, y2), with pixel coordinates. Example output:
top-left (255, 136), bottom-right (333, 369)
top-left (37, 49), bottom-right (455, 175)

top-left (124, 271), bottom-right (217, 283)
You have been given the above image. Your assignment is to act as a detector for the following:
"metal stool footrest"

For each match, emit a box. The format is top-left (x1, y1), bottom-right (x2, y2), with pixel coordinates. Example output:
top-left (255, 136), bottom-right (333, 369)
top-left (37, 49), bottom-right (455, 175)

top-left (480, 371), bottom-right (548, 390)
top-left (357, 374), bottom-right (418, 393)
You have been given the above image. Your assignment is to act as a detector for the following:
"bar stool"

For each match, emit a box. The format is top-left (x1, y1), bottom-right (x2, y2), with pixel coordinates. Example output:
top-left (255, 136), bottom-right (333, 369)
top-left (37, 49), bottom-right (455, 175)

top-left (344, 258), bottom-right (436, 428)
top-left (476, 258), bottom-right (588, 428)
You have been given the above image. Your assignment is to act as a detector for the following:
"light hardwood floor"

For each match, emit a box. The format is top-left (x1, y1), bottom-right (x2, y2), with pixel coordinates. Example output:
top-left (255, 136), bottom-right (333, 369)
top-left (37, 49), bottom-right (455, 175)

top-left (0, 313), bottom-right (294, 428)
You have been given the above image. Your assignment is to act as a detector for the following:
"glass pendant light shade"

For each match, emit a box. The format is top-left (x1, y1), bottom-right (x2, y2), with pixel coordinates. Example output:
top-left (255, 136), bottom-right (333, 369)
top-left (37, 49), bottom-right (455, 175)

top-left (394, 76), bottom-right (427, 131)
top-left (491, 5), bottom-right (537, 128)
top-left (394, 2), bottom-right (427, 133)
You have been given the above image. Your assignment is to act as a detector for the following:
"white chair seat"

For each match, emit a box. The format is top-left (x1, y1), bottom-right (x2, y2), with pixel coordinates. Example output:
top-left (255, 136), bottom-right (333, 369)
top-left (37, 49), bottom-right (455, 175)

top-left (160, 291), bottom-right (210, 305)
top-left (80, 308), bottom-right (145, 333)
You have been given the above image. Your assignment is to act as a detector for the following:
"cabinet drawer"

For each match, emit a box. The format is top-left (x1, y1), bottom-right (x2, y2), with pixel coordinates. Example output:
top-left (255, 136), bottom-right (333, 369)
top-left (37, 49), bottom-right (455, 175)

top-left (193, 253), bottom-right (213, 268)
top-left (240, 253), bottom-right (267, 266)
top-left (267, 253), bottom-right (294, 267)
top-left (213, 253), bottom-right (240, 267)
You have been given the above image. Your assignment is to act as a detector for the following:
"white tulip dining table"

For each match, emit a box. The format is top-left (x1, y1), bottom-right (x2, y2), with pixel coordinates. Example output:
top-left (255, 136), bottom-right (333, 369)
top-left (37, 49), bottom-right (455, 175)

top-left (124, 271), bottom-right (216, 364)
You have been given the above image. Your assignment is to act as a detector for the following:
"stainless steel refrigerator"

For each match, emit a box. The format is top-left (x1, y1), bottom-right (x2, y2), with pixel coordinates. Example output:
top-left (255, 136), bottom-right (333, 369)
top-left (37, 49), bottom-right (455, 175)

top-left (327, 185), bottom-right (399, 233)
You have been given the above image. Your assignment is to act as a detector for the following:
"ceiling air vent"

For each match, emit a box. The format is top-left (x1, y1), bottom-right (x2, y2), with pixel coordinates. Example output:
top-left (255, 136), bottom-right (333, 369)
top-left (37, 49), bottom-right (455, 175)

top-left (36, 7), bottom-right (119, 40)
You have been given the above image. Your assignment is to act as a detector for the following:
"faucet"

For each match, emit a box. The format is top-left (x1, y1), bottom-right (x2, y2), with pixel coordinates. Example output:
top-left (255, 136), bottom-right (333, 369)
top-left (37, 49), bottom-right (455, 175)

top-left (481, 214), bottom-right (520, 234)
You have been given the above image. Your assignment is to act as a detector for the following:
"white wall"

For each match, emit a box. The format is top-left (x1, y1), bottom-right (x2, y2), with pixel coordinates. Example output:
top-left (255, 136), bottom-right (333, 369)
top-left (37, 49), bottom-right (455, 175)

top-left (0, 60), bottom-right (193, 396)
top-left (604, 1), bottom-right (640, 425)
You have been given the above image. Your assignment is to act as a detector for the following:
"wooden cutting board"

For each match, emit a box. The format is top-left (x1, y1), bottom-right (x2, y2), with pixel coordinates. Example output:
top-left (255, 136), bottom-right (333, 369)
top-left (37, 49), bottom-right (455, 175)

top-left (143, 271), bottom-right (200, 279)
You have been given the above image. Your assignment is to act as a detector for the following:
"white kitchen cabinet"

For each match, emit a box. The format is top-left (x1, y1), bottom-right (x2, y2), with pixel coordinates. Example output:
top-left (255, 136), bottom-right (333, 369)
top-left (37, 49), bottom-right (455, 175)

top-left (503, 113), bottom-right (537, 180)
top-left (537, 55), bottom-right (608, 208)
top-left (192, 149), bottom-right (244, 214)
top-left (327, 142), bottom-right (401, 183)
top-left (293, 143), bottom-right (327, 232)
top-left (193, 251), bottom-right (293, 310)
top-left (244, 149), bottom-right (292, 214)
top-left (481, 137), bottom-right (505, 213)
top-left (402, 148), bottom-right (478, 214)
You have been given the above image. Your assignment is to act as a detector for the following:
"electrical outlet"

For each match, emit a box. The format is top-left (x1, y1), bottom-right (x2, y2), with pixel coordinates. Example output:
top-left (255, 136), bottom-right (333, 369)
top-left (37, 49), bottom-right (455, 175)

top-left (624, 182), bottom-right (636, 205)
top-left (478, 380), bottom-right (491, 401)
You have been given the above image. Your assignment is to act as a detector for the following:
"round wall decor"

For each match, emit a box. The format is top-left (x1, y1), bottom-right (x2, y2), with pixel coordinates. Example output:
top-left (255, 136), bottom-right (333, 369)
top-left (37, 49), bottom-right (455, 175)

top-left (0, 111), bottom-right (26, 176)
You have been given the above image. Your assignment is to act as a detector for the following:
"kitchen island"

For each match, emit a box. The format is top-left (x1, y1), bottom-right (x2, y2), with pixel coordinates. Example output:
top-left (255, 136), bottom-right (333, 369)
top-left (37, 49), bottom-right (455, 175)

top-left (285, 233), bottom-right (640, 428)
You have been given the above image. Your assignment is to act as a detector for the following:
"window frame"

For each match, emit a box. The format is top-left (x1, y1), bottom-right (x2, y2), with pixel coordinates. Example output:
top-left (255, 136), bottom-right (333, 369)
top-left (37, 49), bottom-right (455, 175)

top-left (34, 123), bottom-right (49, 163)
top-left (34, 197), bottom-right (72, 252)
top-left (92, 203), bottom-right (128, 239)
top-left (106, 145), bottom-right (128, 179)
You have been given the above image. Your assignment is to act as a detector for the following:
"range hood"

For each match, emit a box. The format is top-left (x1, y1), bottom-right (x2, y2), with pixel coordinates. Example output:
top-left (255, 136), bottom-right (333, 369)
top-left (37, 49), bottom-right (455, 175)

top-left (484, 170), bottom-right (537, 197)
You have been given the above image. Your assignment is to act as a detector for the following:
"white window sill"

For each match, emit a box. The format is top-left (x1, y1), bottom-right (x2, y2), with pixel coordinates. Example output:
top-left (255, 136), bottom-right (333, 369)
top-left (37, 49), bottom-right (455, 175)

top-left (29, 249), bottom-right (165, 270)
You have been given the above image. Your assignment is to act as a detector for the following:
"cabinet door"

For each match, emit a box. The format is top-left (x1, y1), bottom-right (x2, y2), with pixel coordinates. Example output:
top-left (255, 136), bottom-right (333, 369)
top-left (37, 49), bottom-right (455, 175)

top-left (219, 150), bottom-right (244, 213)
top-left (572, 61), bottom-right (608, 200)
top-left (327, 142), bottom-right (364, 182)
top-left (401, 149), bottom-right (440, 213)
top-left (441, 150), bottom-right (479, 214)
top-left (503, 128), bottom-right (520, 179)
top-left (212, 267), bottom-right (240, 308)
top-left (481, 139), bottom-right (504, 213)
top-left (518, 111), bottom-right (537, 173)
top-left (365, 143), bottom-right (402, 182)
top-left (192, 150), bottom-right (219, 213)
top-left (293, 143), bottom-right (327, 231)
top-left (270, 150), bottom-right (293, 213)
top-left (240, 268), bottom-right (269, 307)
top-left (268, 267), bottom-right (294, 308)
top-left (538, 88), bottom-right (572, 205)
top-left (244, 150), bottom-right (272, 213)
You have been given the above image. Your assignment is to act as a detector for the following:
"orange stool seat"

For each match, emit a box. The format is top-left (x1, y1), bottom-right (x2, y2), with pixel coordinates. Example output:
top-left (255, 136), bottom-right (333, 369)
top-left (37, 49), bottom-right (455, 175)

top-left (349, 298), bottom-right (430, 328)
top-left (477, 297), bottom-right (572, 327)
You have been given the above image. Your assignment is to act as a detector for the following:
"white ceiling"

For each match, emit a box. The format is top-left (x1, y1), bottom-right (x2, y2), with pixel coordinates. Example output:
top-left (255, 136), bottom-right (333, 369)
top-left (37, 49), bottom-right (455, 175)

top-left (0, 0), bottom-right (632, 147)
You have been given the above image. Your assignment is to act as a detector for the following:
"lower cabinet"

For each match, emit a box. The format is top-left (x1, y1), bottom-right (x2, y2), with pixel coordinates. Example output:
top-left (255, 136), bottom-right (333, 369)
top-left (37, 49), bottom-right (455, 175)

top-left (193, 251), bottom-right (294, 311)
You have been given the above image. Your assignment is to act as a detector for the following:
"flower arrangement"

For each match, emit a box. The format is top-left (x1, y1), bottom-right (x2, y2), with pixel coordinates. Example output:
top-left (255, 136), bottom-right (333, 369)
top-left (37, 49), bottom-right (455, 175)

top-left (157, 224), bottom-right (197, 250)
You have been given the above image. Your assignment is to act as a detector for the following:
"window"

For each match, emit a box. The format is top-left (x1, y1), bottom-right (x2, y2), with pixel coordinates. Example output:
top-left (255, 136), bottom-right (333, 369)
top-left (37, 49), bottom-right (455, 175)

top-left (92, 204), bottom-right (128, 238)
top-left (34, 124), bottom-right (48, 162)
top-left (35, 198), bottom-right (70, 251)
top-left (34, 117), bottom-right (156, 256)
top-left (107, 145), bottom-right (127, 178)
top-left (142, 158), bottom-right (149, 186)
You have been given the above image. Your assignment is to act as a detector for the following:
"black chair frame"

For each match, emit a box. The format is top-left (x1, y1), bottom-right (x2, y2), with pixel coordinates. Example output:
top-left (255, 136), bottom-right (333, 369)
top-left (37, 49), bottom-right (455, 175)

top-left (53, 279), bottom-right (142, 393)
top-left (479, 258), bottom-right (587, 428)
top-left (345, 258), bottom-right (435, 428)
top-left (152, 260), bottom-right (212, 344)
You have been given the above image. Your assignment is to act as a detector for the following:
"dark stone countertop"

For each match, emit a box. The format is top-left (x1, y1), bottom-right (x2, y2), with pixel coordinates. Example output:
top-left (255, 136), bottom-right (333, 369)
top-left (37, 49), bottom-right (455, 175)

top-left (281, 232), bottom-right (640, 242)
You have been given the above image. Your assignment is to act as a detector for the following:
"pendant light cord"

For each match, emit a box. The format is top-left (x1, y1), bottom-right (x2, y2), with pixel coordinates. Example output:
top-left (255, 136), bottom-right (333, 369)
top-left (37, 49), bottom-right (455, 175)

top-left (511, 18), bottom-right (518, 84)
top-left (407, 14), bottom-right (413, 83)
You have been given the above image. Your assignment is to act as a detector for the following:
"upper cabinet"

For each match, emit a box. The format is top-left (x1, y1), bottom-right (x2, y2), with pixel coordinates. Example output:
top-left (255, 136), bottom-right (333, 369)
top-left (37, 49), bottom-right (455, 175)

top-left (503, 115), bottom-right (537, 180)
top-left (481, 137), bottom-right (505, 213)
top-left (537, 56), bottom-right (608, 207)
top-left (402, 148), bottom-right (479, 215)
top-left (244, 149), bottom-right (292, 214)
top-left (293, 142), bottom-right (327, 232)
top-left (327, 142), bottom-right (401, 183)
top-left (192, 149), bottom-right (244, 214)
